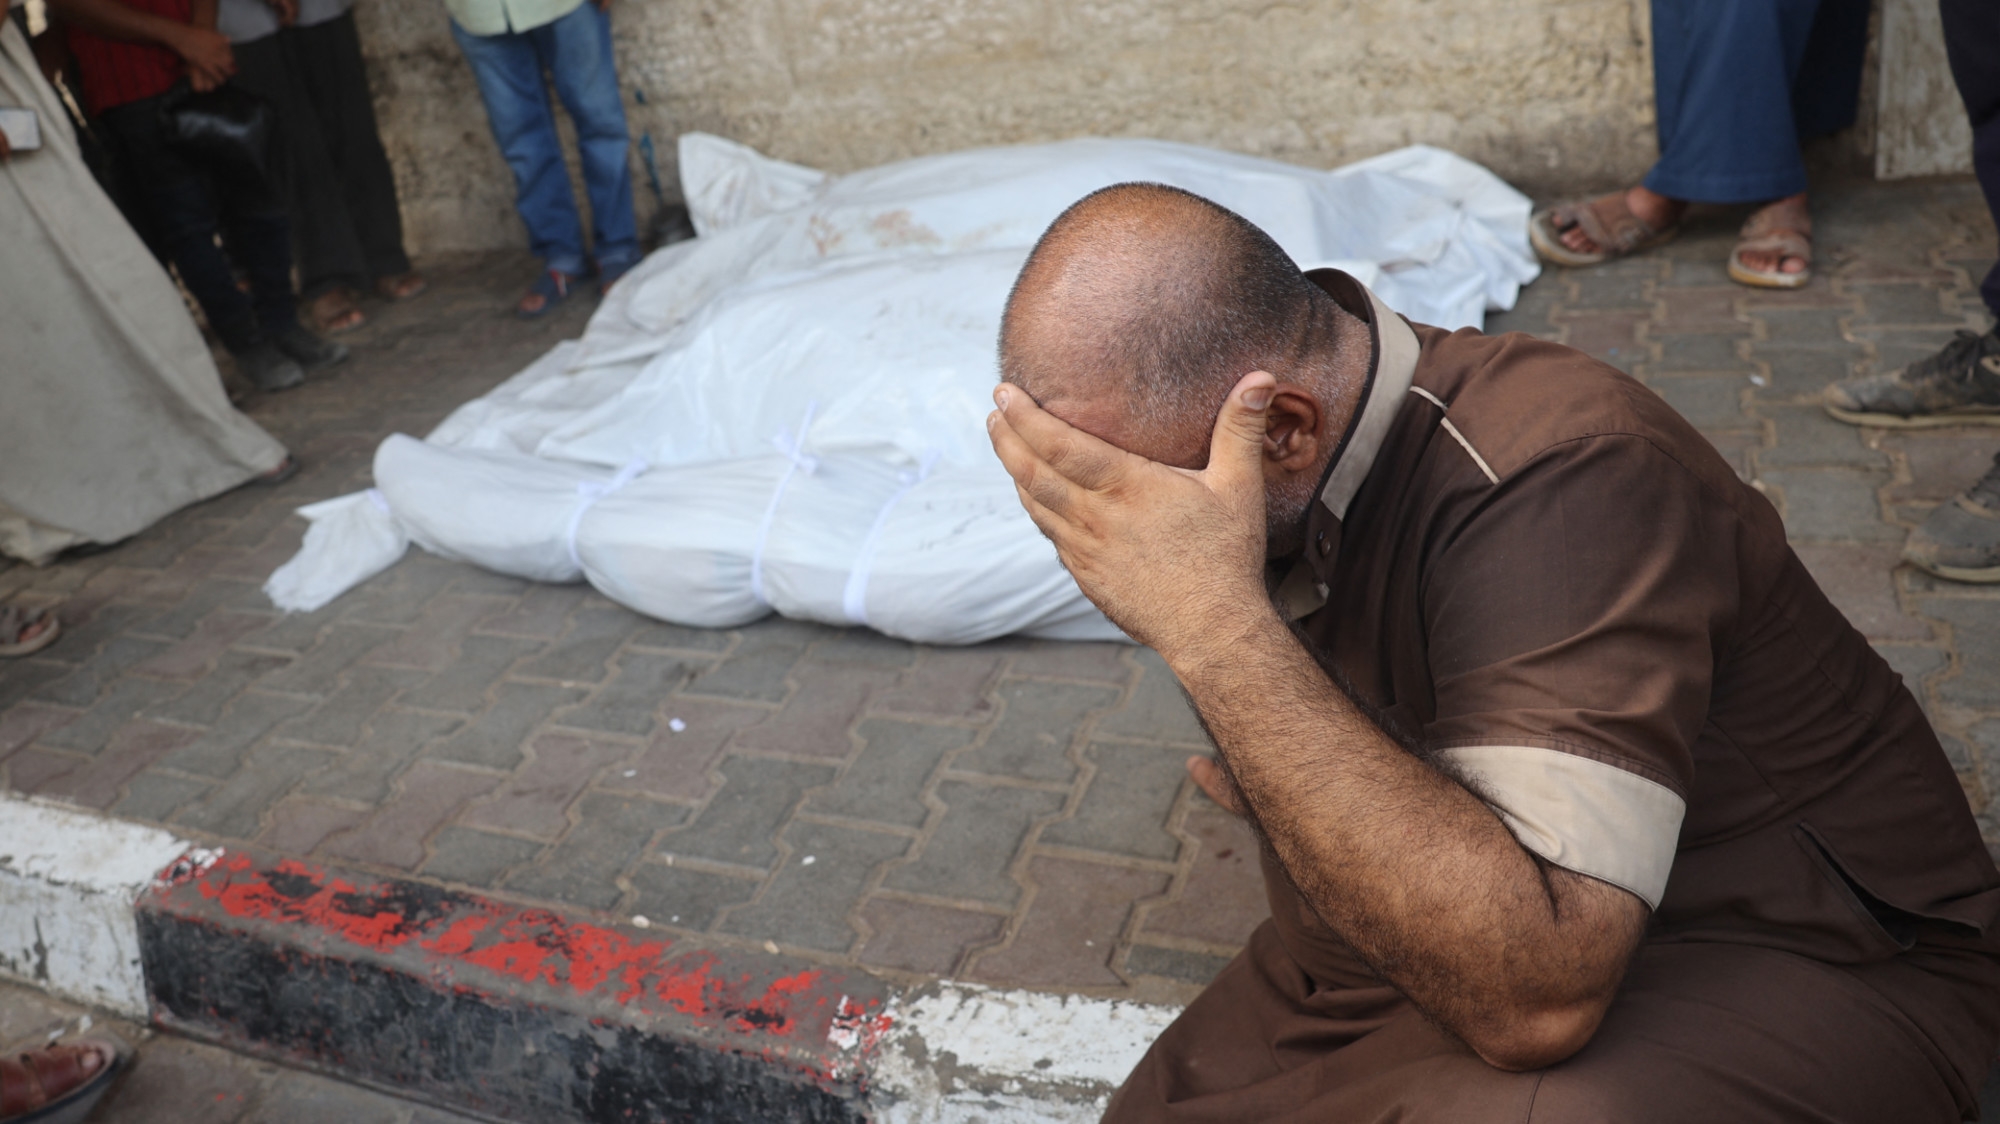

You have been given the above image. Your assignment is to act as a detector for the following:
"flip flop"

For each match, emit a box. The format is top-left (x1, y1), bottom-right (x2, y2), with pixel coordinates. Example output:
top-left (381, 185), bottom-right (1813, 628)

top-left (0, 1035), bottom-right (130, 1124)
top-left (1728, 198), bottom-right (1812, 290)
top-left (0, 606), bottom-right (60, 658)
top-left (1530, 191), bottom-right (1680, 268)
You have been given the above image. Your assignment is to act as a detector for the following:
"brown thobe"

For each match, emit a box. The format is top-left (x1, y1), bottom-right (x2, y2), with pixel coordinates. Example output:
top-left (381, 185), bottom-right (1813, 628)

top-left (1105, 270), bottom-right (2000, 1123)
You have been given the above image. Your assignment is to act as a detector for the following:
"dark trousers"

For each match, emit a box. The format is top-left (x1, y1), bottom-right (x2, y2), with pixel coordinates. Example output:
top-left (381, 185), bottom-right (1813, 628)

top-left (97, 92), bottom-right (298, 355)
top-left (231, 11), bottom-right (410, 299)
top-left (1940, 0), bottom-right (2000, 321)
top-left (1645, 0), bottom-right (1871, 204)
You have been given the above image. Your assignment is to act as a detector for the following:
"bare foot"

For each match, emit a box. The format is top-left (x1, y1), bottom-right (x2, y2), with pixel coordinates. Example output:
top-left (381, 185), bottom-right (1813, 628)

top-left (1736, 192), bottom-right (1811, 275)
top-left (375, 271), bottom-right (427, 301)
top-left (308, 288), bottom-right (365, 334)
top-left (1559, 186), bottom-right (1688, 256)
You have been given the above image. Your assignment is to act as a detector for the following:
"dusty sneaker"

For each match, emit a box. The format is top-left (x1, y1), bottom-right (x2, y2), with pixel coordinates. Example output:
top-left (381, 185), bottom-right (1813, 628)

top-left (273, 323), bottom-right (350, 371)
top-left (1823, 328), bottom-right (2000, 427)
top-left (1905, 453), bottom-right (2000, 583)
top-left (235, 342), bottom-right (305, 392)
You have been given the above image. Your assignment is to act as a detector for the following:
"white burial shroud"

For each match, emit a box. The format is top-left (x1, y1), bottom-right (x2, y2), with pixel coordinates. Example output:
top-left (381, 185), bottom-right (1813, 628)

top-left (265, 134), bottom-right (1541, 645)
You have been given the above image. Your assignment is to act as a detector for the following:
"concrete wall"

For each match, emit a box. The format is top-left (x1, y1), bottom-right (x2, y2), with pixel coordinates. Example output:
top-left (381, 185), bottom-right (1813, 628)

top-left (355, 0), bottom-right (1661, 255)
top-left (1876, 0), bottom-right (1974, 180)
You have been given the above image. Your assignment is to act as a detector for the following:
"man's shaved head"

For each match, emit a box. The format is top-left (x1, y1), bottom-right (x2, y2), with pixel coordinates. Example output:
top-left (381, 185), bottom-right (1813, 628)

top-left (999, 182), bottom-right (1355, 470)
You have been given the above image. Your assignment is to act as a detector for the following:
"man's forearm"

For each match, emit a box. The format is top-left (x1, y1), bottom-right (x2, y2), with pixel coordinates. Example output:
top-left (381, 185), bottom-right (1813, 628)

top-left (1166, 605), bottom-right (1645, 1069)
top-left (46, 0), bottom-right (185, 45)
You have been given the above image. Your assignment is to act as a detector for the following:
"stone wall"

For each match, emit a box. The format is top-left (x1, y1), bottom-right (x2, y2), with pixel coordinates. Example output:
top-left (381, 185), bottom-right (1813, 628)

top-left (354, 0), bottom-right (1662, 255)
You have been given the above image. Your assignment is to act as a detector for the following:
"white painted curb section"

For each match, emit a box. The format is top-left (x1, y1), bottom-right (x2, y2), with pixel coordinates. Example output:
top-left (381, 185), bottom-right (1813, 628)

top-left (0, 795), bottom-right (191, 1018)
top-left (871, 984), bottom-right (1181, 1123)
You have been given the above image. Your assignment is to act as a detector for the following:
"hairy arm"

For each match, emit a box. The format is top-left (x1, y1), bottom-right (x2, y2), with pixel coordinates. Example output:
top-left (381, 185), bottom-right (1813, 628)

top-left (989, 374), bottom-right (1648, 1070)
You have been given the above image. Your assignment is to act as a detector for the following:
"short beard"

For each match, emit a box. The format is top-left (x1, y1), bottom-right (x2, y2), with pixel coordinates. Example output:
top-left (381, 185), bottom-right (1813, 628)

top-left (1263, 470), bottom-right (1318, 559)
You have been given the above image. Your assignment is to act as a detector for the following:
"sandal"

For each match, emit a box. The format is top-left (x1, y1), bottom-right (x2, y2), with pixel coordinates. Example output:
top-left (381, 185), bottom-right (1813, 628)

top-left (1530, 191), bottom-right (1681, 267)
top-left (1729, 196), bottom-right (1812, 289)
top-left (0, 605), bottom-right (60, 658)
top-left (307, 288), bottom-right (366, 334)
top-left (253, 454), bottom-right (301, 486)
top-left (374, 271), bottom-right (427, 301)
top-left (0, 1035), bottom-right (127, 1123)
top-left (516, 267), bottom-right (579, 319)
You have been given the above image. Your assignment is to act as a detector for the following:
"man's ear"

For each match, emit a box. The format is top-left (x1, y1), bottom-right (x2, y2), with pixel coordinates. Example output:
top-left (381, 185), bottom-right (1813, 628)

top-left (1261, 387), bottom-right (1323, 472)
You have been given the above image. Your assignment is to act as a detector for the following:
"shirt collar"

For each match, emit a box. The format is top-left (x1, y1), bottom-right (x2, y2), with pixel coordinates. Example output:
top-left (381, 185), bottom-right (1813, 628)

top-left (1273, 270), bottom-right (1422, 619)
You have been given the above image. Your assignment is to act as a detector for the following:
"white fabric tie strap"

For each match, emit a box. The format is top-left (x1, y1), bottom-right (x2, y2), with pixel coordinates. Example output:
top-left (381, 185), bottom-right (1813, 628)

top-left (842, 449), bottom-right (942, 626)
top-left (565, 457), bottom-right (650, 570)
top-left (749, 403), bottom-right (820, 606)
top-left (365, 488), bottom-right (392, 515)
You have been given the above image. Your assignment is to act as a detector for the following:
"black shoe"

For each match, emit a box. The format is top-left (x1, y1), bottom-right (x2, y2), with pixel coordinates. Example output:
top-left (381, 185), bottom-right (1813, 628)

top-left (1823, 327), bottom-right (2000, 427)
top-left (1905, 454), bottom-right (2000, 583)
top-left (272, 323), bottom-right (349, 371)
top-left (236, 342), bottom-right (305, 392)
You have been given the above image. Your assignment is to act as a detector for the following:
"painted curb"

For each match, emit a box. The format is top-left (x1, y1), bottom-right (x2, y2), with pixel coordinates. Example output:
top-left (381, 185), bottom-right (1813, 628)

top-left (0, 794), bottom-right (1178, 1121)
top-left (0, 795), bottom-right (194, 1017)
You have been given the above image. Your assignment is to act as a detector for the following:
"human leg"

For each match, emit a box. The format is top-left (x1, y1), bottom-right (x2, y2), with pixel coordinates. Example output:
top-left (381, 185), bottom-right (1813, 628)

top-left (1941, 0), bottom-right (2000, 323)
top-left (1646, 0), bottom-right (1823, 204)
top-left (293, 11), bottom-right (417, 289)
top-left (450, 17), bottom-right (587, 279)
top-left (230, 28), bottom-right (369, 320)
top-left (533, 2), bottom-right (640, 282)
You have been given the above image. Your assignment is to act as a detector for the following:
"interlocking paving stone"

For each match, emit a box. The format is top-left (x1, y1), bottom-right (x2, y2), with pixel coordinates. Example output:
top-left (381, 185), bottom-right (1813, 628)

top-left (1793, 543), bottom-right (1932, 643)
top-left (173, 741), bottom-right (339, 838)
top-left (885, 780), bottom-right (1067, 905)
top-left (1650, 331), bottom-right (1747, 373)
top-left (303, 708), bottom-right (467, 803)
top-left (113, 770), bottom-right (214, 822)
top-left (1007, 639), bottom-right (1134, 682)
top-left (1756, 403), bottom-right (1890, 469)
top-left (513, 605), bottom-right (647, 683)
top-left (1124, 944), bottom-right (1234, 986)
top-left (156, 690), bottom-right (317, 778)
top-left (659, 756), bottom-right (839, 868)
top-left (1042, 741), bottom-right (1194, 861)
top-left (1647, 374), bottom-right (1751, 430)
top-left (969, 856), bottom-right (1170, 988)
top-left (682, 619), bottom-right (819, 701)
top-left (1845, 282), bottom-right (1960, 327)
top-left (459, 731), bottom-right (630, 839)
top-left (732, 664), bottom-right (901, 758)
top-left (809, 718), bottom-right (969, 827)
top-left (630, 620), bottom-right (735, 651)
top-left (811, 628), bottom-right (919, 669)
top-left (28, 719), bottom-right (203, 809)
top-left (147, 649), bottom-right (292, 725)
top-left (131, 610), bottom-right (271, 680)
top-left (955, 680), bottom-right (1120, 782)
top-left (31, 636), bottom-right (173, 708)
top-left (0, 701), bottom-right (79, 756)
top-left (37, 677), bottom-right (185, 753)
top-left (873, 646), bottom-right (1005, 719)
top-left (553, 651), bottom-right (702, 735)
top-left (419, 824), bottom-right (547, 884)
top-left (398, 633), bottom-right (543, 712)
top-left (1762, 468), bottom-right (1903, 543)
top-left (254, 622), bottom-right (401, 694)
top-left (275, 666), bottom-right (427, 747)
top-left (1140, 808), bottom-right (1270, 948)
top-left (1918, 598), bottom-right (2000, 712)
top-left (599, 697), bottom-right (769, 802)
top-left (419, 681), bottom-right (583, 769)
top-left (722, 820), bottom-right (911, 952)
top-left (319, 760), bottom-right (502, 870)
top-left (360, 593), bottom-right (502, 671)
top-left (504, 792), bottom-right (691, 909)
top-left (256, 798), bottom-right (369, 854)
top-left (855, 898), bottom-right (1009, 976)
top-left (1095, 649), bottom-right (1211, 746)
top-left (472, 582), bottom-right (590, 639)
top-left (626, 860), bottom-right (763, 929)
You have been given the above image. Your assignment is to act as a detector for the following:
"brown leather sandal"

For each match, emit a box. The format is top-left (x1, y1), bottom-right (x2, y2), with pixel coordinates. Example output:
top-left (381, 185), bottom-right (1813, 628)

top-left (0, 1036), bottom-right (127, 1124)
top-left (308, 287), bottom-right (366, 334)
top-left (1729, 196), bottom-right (1812, 289)
top-left (1530, 191), bottom-right (1681, 267)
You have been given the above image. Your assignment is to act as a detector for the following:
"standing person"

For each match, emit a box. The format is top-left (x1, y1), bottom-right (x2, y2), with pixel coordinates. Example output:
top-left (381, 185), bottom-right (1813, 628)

top-left (1529, 0), bottom-right (1871, 290)
top-left (445, 0), bottom-right (639, 317)
top-left (2, 0), bottom-right (297, 565)
top-left (221, 0), bottom-right (425, 335)
top-left (1820, 0), bottom-right (2000, 583)
top-left (46, 0), bottom-right (346, 390)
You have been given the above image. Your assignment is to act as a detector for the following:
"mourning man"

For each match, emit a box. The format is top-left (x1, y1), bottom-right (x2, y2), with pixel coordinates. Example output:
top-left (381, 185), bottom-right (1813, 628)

top-left (988, 184), bottom-right (2000, 1121)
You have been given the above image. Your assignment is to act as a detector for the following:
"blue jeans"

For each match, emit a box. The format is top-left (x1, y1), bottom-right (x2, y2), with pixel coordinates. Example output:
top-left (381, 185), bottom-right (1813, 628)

top-left (1645, 0), bottom-right (1870, 205)
top-left (451, 3), bottom-right (638, 277)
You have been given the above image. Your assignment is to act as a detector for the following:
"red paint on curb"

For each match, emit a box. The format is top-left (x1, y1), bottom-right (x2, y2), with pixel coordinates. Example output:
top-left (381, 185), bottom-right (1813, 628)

top-left (161, 852), bottom-right (884, 1053)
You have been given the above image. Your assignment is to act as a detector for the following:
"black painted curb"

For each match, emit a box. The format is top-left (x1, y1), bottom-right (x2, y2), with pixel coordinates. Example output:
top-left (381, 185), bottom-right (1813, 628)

top-left (135, 849), bottom-right (894, 1124)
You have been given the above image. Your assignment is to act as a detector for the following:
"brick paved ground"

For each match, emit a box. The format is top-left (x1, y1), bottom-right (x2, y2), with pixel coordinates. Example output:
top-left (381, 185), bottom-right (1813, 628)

top-left (3, 177), bottom-right (1998, 1012)
top-left (0, 978), bottom-right (481, 1123)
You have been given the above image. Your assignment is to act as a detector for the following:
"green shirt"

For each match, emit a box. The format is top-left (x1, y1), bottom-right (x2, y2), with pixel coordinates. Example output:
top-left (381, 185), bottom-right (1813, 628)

top-left (443, 0), bottom-right (586, 36)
